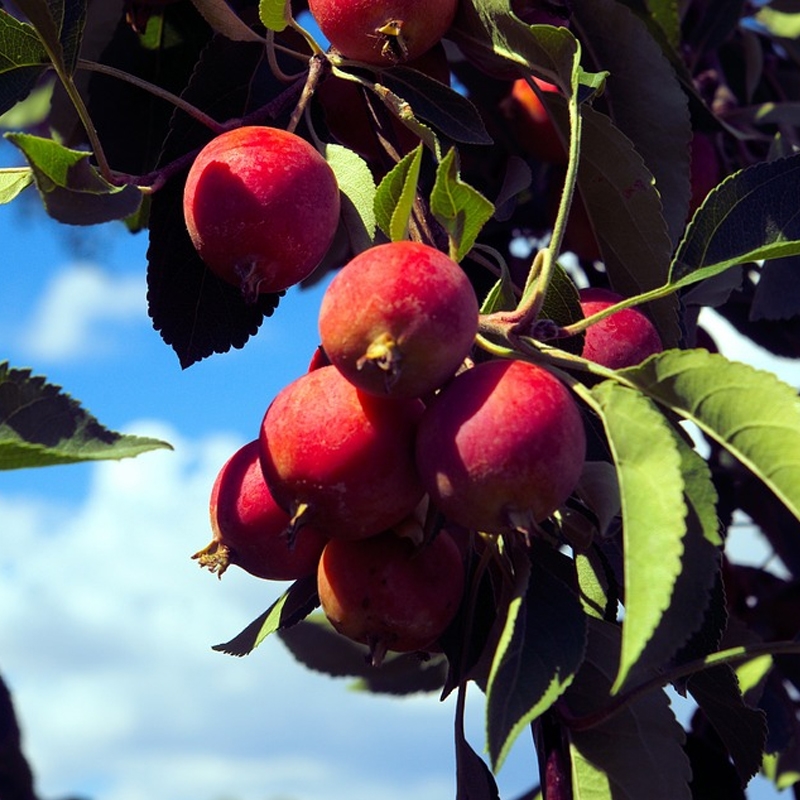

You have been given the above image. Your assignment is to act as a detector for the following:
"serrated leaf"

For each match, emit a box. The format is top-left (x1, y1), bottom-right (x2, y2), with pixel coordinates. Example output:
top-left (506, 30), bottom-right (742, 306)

top-left (576, 548), bottom-right (616, 621)
top-left (374, 144), bottom-right (422, 241)
top-left (670, 155), bottom-right (800, 291)
top-left (548, 100), bottom-right (680, 348)
top-left (0, 11), bottom-right (49, 115)
top-left (13, 0), bottom-right (86, 73)
top-left (0, 362), bottom-right (171, 469)
top-left (480, 257), bottom-right (517, 314)
top-left (486, 543), bottom-right (587, 771)
top-left (6, 132), bottom-right (143, 224)
top-left (258, 0), bottom-right (290, 32)
top-left (0, 167), bottom-right (33, 203)
top-left (278, 615), bottom-right (447, 694)
top-left (431, 148), bottom-right (494, 261)
top-left (622, 426), bottom-right (721, 686)
top-left (211, 575), bottom-right (318, 656)
top-left (449, 0), bottom-right (583, 90)
top-left (588, 380), bottom-right (687, 693)
top-left (566, 620), bottom-right (692, 800)
top-left (619, 348), bottom-right (800, 524)
top-left (322, 142), bottom-right (376, 249)
top-left (688, 665), bottom-right (767, 784)
top-left (380, 66), bottom-right (493, 145)
top-left (190, 0), bottom-right (265, 41)
top-left (570, 0), bottom-right (692, 247)
top-left (646, 0), bottom-right (682, 48)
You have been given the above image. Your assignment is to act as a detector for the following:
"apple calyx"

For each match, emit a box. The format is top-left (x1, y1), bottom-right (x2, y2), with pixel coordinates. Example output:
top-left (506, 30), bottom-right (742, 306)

top-left (356, 332), bottom-right (403, 391)
top-left (191, 540), bottom-right (233, 578)
top-left (376, 19), bottom-right (410, 62)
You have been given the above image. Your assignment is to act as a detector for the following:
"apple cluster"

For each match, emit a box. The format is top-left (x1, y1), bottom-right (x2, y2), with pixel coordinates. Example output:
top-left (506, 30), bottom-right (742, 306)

top-left (191, 226), bottom-right (598, 664)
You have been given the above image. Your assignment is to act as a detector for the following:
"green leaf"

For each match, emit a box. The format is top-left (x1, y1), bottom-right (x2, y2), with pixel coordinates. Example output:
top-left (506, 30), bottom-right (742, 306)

top-left (566, 620), bottom-right (692, 800)
top-left (0, 11), bottom-right (49, 115)
top-left (278, 614), bottom-right (448, 694)
top-left (374, 144), bottom-right (423, 242)
top-left (687, 665), bottom-right (767, 784)
top-left (548, 100), bottom-right (680, 348)
top-left (588, 380), bottom-right (687, 693)
top-left (13, 0), bottom-right (86, 73)
top-left (486, 544), bottom-right (587, 771)
top-left (479, 254), bottom-right (517, 314)
top-left (322, 142), bottom-right (376, 251)
top-left (211, 575), bottom-right (318, 656)
top-left (258, 0), bottom-right (290, 32)
top-left (620, 348), bottom-right (800, 524)
top-left (0, 362), bottom-right (171, 469)
top-left (448, 0), bottom-right (586, 91)
top-left (669, 154), bottom-right (800, 291)
top-left (190, 0), bottom-right (266, 41)
top-left (756, 7), bottom-right (800, 39)
top-left (6, 132), bottom-right (143, 224)
top-left (430, 148), bottom-right (494, 261)
top-left (570, 0), bottom-right (692, 247)
top-left (645, 0), bottom-right (682, 48)
top-left (380, 66), bottom-right (493, 145)
top-left (0, 167), bottom-right (33, 203)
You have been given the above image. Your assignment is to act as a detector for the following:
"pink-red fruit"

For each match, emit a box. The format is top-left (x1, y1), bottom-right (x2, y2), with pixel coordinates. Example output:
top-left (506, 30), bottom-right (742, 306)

top-left (317, 528), bottom-right (465, 665)
top-left (318, 241), bottom-right (479, 399)
top-left (194, 440), bottom-right (328, 580)
top-left (259, 365), bottom-right (425, 540)
top-left (579, 288), bottom-right (663, 369)
top-left (183, 126), bottom-right (340, 302)
top-left (415, 359), bottom-right (586, 535)
top-left (308, 0), bottom-right (458, 65)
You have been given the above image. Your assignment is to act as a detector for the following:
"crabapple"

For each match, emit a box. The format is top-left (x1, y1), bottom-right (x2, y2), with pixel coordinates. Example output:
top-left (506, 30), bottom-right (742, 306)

top-left (193, 440), bottom-right (328, 580)
top-left (182, 126), bottom-right (340, 302)
top-left (318, 241), bottom-right (479, 399)
top-left (504, 77), bottom-right (566, 164)
top-left (415, 359), bottom-right (586, 535)
top-left (259, 365), bottom-right (425, 540)
top-left (317, 527), bottom-right (466, 665)
top-left (308, 0), bottom-right (458, 66)
top-left (579, 287), bottom-right (663, 369)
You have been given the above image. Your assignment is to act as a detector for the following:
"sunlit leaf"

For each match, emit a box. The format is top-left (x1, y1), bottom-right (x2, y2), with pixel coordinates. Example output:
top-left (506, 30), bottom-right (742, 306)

top-left (589, 380), bottom-right (687, 692)
top-left (6, 132), bottom-right (143, 224)
top-left (430, 147), bottom-right (494, 261)
top-left (0, 167), bottom-right (33, 203)
top-left (0, 363), bottom-right (171, 469)
top-left (191, 0), bottom-right (266, 41)
top-left (258, 0), bottom-right (290, 32)
top-left (374, 144), bottom-right (423, 241)
top-left (620, 348), bottom-right (800, 524)
top-left (323, 142), bottom-right (376, 250)
top-left (0, 11), bottom-right (49, 115)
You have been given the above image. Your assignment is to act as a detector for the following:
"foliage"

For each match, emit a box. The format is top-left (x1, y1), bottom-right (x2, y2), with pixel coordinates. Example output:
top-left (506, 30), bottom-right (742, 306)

top-left (2, 0), bottom-right (800, 798)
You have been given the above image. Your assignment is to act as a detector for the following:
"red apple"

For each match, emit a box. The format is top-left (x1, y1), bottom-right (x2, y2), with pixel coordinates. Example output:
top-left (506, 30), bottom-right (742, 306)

top-left (194, 440), bottom-right (328, 580)
top-left (503, 77), bottom-right (566, 164)
top-left (183, 126), bottom-right (340, 302)
top-left (415, 359), bottom-right (587, 535)
top-left (318, 241), bottom-right (479, 399)
top-left (317, 527), bottom-right (465, 665)
top-left (259, 365), bottom-right (425, 540)
top-left (688, 132), bottom-right (722, 219)
top-left (308, 0), bottom-right (458, 66)
top-left (579, 287), bottom-right (663, 369)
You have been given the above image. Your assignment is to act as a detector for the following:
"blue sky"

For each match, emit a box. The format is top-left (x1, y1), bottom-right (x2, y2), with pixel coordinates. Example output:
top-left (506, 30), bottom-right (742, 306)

top-left (1, 130), bottom-right (798, 800)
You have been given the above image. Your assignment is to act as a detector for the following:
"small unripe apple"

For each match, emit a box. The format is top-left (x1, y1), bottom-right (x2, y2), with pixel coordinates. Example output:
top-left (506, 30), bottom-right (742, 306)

top-left (183, 126), bottom-right (340, 302)
top-left (317, 527), bottom-right (465, 665)
top-left (415, 359), bottom-right (586, 535)
top-left (318, 241), bottom-right (479, 399)
top-left (503, 77), bottom-right (566, 164)
top-left (579, 287), bottom-right (663, 369)
top-left (308, 0), bottom-right (458, 66)
top-left (194, 440), bottom-right (328, 580)
top-left (259, 365), bottom-right (425, 540)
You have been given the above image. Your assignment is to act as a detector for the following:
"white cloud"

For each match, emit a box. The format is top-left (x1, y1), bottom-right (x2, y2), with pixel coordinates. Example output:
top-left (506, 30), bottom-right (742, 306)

top-left (18, 262), bottom-right (146, 362)
top-left (1, 424), bottom-right (528, 800)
